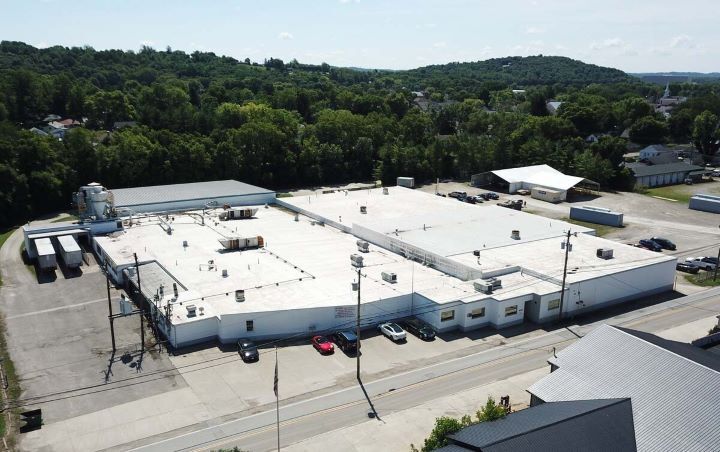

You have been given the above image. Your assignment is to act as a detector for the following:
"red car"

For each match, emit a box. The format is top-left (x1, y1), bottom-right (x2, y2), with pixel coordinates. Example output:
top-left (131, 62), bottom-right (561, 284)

top-left (311, 335), bottom-right (334, 354)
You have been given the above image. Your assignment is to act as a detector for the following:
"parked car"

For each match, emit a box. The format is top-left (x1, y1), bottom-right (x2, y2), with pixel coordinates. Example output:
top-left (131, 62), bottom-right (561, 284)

top-left (465, 196), bottom-right (477, 204)
top-left (238, 339), bottom-right (259, 362)
top-left (448, 191), bottom-right (467, 199)
top-left (685, 257), bottom-right (718, 271)
top-left (676, 262), bottom-right (700, 274)
top-left (485, 192), bottom-right (499, 200)
top-left (650, 237), bottom-right (676, 250)
top-left (639, 239), bottom-right (662, 252)
top-left (378, 322), bottom-right (407, 342)
top-left (435, 192), bottom-right (446, 197)
top-left (332, 330), bottom-right (358, 353)
top-left (401, 318), bottom-right (436, 341)
top-left (711, 170), bottom-right (720, 177)
top-left (684, 178), bottom-right (693, 185)
top-left (311, 335), bottom-right (334, 354)
top-left (517, 189), bottom-right (530, 195)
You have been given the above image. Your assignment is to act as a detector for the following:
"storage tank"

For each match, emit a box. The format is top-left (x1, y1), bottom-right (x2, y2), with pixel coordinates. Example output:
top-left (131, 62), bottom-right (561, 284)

top-left (35, 238), bottom-right (57, 270)
top-left (57, 235), bottom-right (82, 268)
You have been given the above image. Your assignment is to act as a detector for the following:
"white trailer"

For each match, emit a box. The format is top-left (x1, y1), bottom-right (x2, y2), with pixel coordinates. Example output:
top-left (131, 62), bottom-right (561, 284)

top-left (57, 235), bottom-right (82, 268)
top-left (397, 177), bottom-right (415, 188)
top-left (35, 238), bottom-right (57, 270)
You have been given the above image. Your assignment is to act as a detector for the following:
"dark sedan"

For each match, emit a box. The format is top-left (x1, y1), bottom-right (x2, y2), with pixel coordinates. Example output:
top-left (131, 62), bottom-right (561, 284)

top-left (238, 339), bottom-right (259, 362)
top-left (402, 318), bottom-right (436, 341)
top-left (639, 239), bottom-right (662, 252)
top-left (651, 237), bottom-right (676, 250)
top-left (676, 262), bottom-right (699, 274)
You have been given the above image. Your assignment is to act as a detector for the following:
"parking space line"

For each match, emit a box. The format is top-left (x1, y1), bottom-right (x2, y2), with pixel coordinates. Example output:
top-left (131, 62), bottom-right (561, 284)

top-left (6, 297), bottom-right (108, 320)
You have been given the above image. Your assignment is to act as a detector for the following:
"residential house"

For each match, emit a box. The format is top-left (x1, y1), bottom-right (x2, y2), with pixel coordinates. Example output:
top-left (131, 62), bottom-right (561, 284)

top-left (546, 100), bottom-right (563, 115)
top-left (438, 398), bottom-right (636, 452)
top-left (527, 324), bottom-right (720, 452)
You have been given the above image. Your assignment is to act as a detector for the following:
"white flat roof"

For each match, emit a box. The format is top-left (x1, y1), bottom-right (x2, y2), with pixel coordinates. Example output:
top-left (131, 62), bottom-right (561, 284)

top-left (111, 180), bottom-right (274, 208)
top-left (95, 207), bottom-right (462, 324)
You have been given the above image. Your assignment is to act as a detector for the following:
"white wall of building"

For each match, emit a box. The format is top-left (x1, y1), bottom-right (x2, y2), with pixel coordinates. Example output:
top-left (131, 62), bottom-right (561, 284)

top-left (119, 193), bottom-right (276, 215)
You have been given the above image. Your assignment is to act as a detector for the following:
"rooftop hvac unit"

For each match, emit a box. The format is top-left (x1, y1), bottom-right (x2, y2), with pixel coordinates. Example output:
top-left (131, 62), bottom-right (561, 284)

top-left (487, 278), bottom-right (502, 289)
top-left (382, 187), bottom-right (389, 195)
top-left (474, 281), bottom-right (493, 294)
top-left (357, 240), bottom-right (370, 253)
top-left (186, 304), bottom-right (197, 317)
top-left (222, 269), bottom-right (228, 277)
top-left (511, 230), bottom-right (521, 240)
top-left (381, 272), bottom-right (397, 283)
top-left (235, 290), bottom-right (245, 302)
top-left (596, 248), bottom-right (614, 259)
top-left (350, 254), bottom-right (364, 267)
top-left (360, 205), bottom-right (367, 214)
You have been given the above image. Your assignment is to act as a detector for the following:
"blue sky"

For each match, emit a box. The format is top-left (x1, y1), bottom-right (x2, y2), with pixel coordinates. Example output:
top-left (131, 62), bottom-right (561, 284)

top-left (1, 0), bottom-right (717, 72)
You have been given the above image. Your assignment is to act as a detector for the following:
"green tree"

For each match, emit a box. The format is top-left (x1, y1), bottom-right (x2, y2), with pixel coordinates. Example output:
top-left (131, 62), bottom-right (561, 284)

top-left (628, 116), bottom-right (668, 145)
top-left (476, 397), bottom-right (508, 422)
top-left (692, 110), bottom-right (719, 156)
top-left (86, 90), bottom-right (137, 129)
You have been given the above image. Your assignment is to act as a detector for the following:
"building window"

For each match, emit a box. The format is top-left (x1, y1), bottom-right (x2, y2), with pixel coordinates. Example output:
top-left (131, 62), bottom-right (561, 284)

top-left (441, 310), bottom-right (455, 322)
top-left (547, 299), bottom-right (561, 311)
top-left (246, 320), bottom-right (254, 332)
top-left (505, 305), bottom-right (518, 317)
top-left (469, 307), bottom-right (486, 319)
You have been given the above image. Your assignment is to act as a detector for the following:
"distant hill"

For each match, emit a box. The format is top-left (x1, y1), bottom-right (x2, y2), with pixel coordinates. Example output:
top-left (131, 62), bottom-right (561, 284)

top-left (399, 55), bottom-right (633, 89)
top-left (631, 72), bottom-right (720, 84)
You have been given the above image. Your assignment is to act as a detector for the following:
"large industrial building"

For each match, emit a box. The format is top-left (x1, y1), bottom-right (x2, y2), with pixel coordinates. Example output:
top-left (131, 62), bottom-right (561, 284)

top-left (24, 181), bottom-right (676, 348)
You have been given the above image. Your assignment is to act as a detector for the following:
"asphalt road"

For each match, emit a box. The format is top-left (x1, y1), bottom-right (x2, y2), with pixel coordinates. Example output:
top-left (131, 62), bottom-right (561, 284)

top-left (132, 286), bottom-right (720, 452)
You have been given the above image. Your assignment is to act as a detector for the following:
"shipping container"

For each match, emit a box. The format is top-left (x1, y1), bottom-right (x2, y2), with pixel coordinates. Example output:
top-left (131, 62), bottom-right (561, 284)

top-left (530, 186), bottom-right (563, 203)
top-left (397, 177), bottom-right (415, 188)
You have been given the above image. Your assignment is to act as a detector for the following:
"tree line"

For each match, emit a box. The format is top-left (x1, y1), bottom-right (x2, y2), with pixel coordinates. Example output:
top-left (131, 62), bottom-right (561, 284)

top-left (1, 41), bottom-right (719, 228)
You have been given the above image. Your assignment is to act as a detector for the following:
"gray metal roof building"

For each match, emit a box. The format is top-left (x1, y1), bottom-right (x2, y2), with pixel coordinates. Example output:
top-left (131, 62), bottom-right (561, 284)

top-left (528, 324), bottom-right (720, 452)
top-left (110, 180), bottom-right (275, 213)
top-left (439, 398), bottom-right (636, 452)
top-left (625, 162), bottom-right (705, 188)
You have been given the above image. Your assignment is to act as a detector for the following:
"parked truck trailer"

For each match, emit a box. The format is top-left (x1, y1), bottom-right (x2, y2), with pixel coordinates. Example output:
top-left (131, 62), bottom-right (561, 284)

top-left (35, 237), bottom-right (57, 271)
top-left (57, 235), bottom-right (82, 268)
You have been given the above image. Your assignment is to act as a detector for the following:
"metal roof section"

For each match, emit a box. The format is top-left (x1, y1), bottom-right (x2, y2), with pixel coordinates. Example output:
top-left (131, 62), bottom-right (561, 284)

top-left (111, 180), bottom-right (274, 208)
top-left (625, 162), bottom-right (705, 177)
top-left (447, 398), bottom-right (636, 452)
top-left (490, 164), bottom-right (588, 191)
top-left (527, 325), bottom-right (720, 452)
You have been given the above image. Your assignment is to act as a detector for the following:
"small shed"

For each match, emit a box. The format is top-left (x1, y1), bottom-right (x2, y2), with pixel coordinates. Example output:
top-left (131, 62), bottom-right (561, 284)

top-left (531, 186), bottom-right (563, 203)
top-left (689, 194), bottom-right (720, 214)
top-left (570, 206), bottom-right (624, 227)
top-left (396, 177), bottom-right (415, 188)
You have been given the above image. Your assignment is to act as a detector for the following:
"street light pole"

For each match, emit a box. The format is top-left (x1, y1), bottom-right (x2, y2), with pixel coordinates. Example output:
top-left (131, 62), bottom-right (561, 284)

top-left (558, 230), bottom-right (572, 322)
top-left (356, 266), bottom-right (361, 381)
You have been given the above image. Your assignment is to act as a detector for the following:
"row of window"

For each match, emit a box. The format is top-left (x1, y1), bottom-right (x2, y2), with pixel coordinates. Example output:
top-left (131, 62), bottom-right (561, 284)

top-left (440, 299), bottom-right (561, 322)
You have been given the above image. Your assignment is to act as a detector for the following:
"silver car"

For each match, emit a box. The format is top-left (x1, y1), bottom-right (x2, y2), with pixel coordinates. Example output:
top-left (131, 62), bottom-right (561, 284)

top-left (378, 322), bottom-right (407, 342)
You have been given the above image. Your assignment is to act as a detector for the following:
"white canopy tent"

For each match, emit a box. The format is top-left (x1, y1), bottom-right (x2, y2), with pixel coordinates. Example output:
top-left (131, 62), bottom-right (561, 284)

top-left (472, 164), bottom-right (599, 201)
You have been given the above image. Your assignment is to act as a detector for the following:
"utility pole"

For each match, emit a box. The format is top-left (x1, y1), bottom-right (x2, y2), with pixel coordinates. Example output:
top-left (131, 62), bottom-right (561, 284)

top-left (558, 230), bottom-right (573, 322)
top-left (134, 253), bottom-right (144, 350)
top-left (105, 261), bottom-right (116, 353)
top-left (356, 265), bottom-right (361, 381)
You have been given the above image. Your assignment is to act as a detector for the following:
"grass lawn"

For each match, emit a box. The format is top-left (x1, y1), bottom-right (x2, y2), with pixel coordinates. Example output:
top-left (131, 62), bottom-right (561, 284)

top-left (684, 272), bottom-right (720, 287)
top-left (560, 218), bottom-right (618, 237)
top-left (643, 186), bottom-right (694, 203)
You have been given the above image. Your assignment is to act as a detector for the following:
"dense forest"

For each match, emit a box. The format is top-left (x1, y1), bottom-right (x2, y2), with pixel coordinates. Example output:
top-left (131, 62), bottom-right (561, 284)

top-left (1, 40), bottom-right (720, 227)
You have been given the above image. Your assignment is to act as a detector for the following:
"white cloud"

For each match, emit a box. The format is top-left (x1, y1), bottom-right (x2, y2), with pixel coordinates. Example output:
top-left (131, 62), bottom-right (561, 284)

top-left (590, 38), bottom-right (623, 50)
top-left (141, 40), bottom-right (155, 47)
top-left (525, 26), bottom-right (545, 34)
top-left (35, 41), bottom-right (49, 49)
top-left (339, 0), bottom-right (360, 3)
top-left (670, 34), bottom-right (695, 49)
top-left (278, 32), bottom-right (294, 40)
top-left (433, 41), bottom-right (447, 48)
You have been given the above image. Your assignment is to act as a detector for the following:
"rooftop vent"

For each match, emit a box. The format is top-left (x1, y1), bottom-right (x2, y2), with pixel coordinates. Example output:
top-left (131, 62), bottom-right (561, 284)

top-left (357, 240), bottom-right (369, 253)
top-left (360, 205), bottom-right (367, 214)
top-left (235, 290), bottom-right (245, 302)
top-left (474, 281), bottom-right (493, 294)
top-left (186, 304), bottom-right (197, 317)
top-left (382, 187), bottom-right (389, 195)
top-left (511, 230), bottom-right (520, 240)
top-left (596, 248), bottom-right (614, 259)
